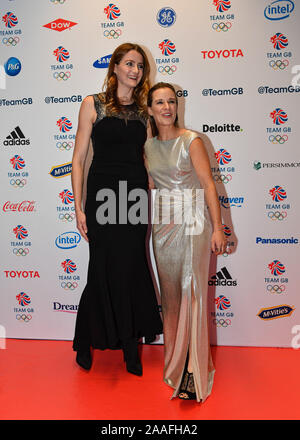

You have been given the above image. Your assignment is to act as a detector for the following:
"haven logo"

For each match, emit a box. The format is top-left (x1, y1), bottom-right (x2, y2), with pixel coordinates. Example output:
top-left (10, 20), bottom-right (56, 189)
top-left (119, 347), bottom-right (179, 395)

top-left (43, 18), bottom-right (77, 32)
top-left (93, 54), bottom-right (112, 69)
top-left (219, 195), bottom-right (244, 208)
top-left (264, 1), bottom-right (294, 21)
top-left (55, 231), bottom-right (81, 249)
top-left (208, 266), bottom-right (237, 286)
top-left (4, 126), bottom-right (30, 146)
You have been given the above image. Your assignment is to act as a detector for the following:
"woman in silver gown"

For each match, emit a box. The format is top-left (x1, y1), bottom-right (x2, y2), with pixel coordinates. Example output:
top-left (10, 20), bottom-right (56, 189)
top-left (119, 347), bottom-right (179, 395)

top-left (144, 83), bottom-right (227, 402)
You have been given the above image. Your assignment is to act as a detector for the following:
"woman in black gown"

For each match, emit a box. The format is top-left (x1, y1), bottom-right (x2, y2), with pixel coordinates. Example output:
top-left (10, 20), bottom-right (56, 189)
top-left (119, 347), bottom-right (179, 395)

top-left (71, 43), bottom-right (162, 376)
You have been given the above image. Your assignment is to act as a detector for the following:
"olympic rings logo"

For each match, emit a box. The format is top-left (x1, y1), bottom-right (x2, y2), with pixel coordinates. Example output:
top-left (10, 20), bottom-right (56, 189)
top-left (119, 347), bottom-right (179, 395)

top-left (13, 248), bottom-right (30, 256)
top-left (53, 71), bottom-right (71, 81)
top-left (56, 141), bottom-right (74, 151)
top-left (267, 211), bottom-right (287, 221)
top-left (213, 174), bottom-right (232, 184)
top-left (10, 179), bottom-right (27, 188)
top-left (268, 134), bottom-right (288, 144)
top-left (61, 281), bottom-right (78, 290)
top-left (267, 284), bottom-right (286, 294)
top-left (213, 318), bottom-right (231, 327)
top-left (103, 29), bottom-right (122, 39)
top-left (212, 22), bottom-right (232, 32)
top-left (2, 37), bottom-right (20, 46)
top-left (222, 247), bottom-right (233, 257)
top-left (16, 314), bottom-right (32, 322)
top-left (269, 59), bottom-right (289, 70)
top-left (158, 65), bottom-right (177, 75)
top-left (59, 212), bottom-right (75, 222)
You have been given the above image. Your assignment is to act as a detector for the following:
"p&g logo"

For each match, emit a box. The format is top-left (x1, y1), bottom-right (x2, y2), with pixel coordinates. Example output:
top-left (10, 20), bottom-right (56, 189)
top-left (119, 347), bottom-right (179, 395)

top-left (4, 57), bottom-right (21, 76)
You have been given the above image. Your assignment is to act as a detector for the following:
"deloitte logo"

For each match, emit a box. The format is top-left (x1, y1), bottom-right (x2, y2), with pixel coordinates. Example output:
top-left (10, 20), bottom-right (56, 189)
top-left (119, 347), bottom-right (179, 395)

top-left (264, 0), bottom-right (294, 21)
top-left (4, 57), bottom-right (21, 76)
top-left (208, 267), bottom-right (237, 287)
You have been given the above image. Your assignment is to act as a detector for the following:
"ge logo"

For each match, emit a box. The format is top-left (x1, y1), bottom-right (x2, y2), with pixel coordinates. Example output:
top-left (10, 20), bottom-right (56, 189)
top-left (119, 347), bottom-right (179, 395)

top-left (157, 7), bottom-right (176, 27)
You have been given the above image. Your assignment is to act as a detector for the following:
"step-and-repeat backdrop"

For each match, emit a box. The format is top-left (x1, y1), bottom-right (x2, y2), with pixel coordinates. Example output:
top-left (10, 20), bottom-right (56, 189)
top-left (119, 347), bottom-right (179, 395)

top-left (1, 0), bottom-right (299, 348)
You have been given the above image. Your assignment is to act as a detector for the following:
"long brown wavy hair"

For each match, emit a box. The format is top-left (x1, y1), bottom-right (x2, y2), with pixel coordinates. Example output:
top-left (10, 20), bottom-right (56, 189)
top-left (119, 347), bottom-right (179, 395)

top-left (101, 43), bottom-right (150, 116)
top-left (147, 82), bottom-right (179, 137)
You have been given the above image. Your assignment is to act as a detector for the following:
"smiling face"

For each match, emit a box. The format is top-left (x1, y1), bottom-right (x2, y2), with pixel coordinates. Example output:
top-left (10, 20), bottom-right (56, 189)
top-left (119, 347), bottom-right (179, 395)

top-left (113, 49), bottom-right (144, 91)
top-left (148, 87), bottom-right (178, 129)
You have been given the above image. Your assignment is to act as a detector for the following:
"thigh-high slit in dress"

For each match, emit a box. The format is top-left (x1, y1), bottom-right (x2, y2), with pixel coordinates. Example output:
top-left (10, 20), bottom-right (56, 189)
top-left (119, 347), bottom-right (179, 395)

top-left (145, 130), bottom-right (215, 402)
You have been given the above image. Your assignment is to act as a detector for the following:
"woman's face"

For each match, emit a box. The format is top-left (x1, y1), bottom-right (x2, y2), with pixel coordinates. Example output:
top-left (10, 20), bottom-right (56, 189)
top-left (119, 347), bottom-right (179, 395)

top-left (148, 87), bottom-right (177, 128)
top-left (113, 49), bottom-right (144, 91)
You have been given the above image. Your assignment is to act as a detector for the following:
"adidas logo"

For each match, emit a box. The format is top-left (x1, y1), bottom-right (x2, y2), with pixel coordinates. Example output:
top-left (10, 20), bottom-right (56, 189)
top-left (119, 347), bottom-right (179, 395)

top-left (208, 266), bottom-right (237, 286)
top-left (3, 126), bottom-right (30, 146)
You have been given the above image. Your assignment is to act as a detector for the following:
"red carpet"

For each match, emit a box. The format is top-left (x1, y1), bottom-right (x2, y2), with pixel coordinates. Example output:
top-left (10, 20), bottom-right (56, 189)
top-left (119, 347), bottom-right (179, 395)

top-left (0, 339), bottom-right (299, 420)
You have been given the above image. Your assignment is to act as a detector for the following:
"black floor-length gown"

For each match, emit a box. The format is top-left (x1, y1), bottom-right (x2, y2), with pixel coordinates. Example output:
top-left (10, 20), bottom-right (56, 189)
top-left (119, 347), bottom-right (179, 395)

top-left (73, 94), bottom-right (162, 351)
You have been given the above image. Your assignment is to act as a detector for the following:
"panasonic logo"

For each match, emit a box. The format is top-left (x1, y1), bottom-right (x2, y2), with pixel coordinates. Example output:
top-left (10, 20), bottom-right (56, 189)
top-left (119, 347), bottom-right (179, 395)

top-left (256, 237), bottom-right (298, 244)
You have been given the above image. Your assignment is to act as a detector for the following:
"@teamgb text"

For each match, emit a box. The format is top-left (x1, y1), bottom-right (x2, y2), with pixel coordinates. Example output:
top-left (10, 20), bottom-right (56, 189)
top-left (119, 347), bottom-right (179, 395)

top-left (94, 182), bottom-right (205, 234)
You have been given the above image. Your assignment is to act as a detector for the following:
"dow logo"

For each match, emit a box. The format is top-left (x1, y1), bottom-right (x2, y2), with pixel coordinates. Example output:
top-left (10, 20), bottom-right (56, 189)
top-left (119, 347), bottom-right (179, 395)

top-left (209, 266), bottom-right (237, 286)
top-left (43, 18), bottom-right (77, 32)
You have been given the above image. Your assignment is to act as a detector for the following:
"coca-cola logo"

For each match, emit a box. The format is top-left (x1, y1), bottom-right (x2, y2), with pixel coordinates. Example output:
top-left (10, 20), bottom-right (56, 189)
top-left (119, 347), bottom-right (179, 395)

top-left (4, 270), bottom-right (40, 279)
top-left (3, 201), bottom-right (36, 212)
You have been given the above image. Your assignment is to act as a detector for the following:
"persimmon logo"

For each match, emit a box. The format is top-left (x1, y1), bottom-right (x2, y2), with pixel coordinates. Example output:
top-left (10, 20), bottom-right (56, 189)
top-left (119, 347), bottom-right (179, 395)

top-left (43, 18), bottom-right (77, 32)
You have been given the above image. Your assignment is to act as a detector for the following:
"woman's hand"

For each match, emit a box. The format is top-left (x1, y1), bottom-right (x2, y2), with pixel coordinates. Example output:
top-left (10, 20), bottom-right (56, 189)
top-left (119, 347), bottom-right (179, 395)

top-left (211, 230), bottom-right (227, 255)
top-left (76, 209), bottom-right (89, 242)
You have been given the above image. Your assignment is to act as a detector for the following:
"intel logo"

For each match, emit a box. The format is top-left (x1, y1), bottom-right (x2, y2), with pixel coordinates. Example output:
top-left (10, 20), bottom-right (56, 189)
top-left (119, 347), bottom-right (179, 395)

top-left (93, 54), bottom-right (112, 68)
top-left (4, 57), bottom-right (22, 77)
top-left (55, 231), bottom-right (81, 249)
top-left (264, 0), bottom-right (294, 20)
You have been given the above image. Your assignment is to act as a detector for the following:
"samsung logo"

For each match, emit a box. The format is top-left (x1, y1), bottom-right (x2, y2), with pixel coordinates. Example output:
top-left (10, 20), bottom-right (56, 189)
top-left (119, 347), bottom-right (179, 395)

top-left (93, 54), bottom-right (112, 68)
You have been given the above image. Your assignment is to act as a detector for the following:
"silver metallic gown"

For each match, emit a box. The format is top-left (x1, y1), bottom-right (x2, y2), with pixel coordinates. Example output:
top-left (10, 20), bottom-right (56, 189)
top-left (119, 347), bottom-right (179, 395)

top-left (144, 130), bottom-right (215, 402)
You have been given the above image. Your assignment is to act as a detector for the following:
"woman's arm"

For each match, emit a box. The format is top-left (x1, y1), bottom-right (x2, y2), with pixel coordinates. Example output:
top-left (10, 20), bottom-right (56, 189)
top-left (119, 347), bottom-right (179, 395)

top-left (144, 119), bottom-right (155, 189)
top-left (189, 137), bottom-right (227, 255)
top-left (71, 96), bottom-right (96, 242)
